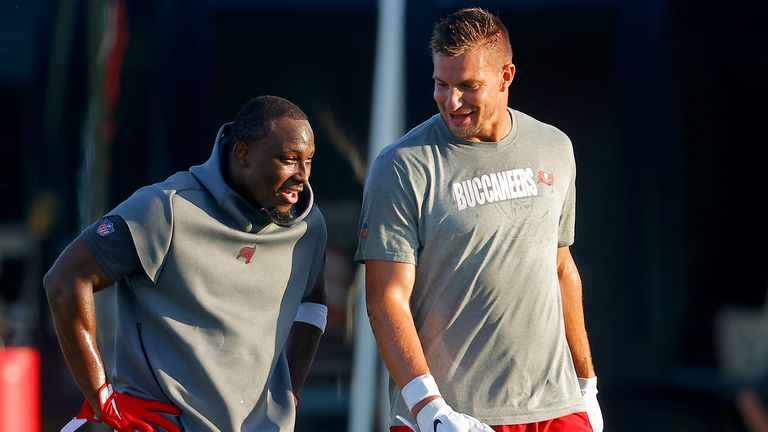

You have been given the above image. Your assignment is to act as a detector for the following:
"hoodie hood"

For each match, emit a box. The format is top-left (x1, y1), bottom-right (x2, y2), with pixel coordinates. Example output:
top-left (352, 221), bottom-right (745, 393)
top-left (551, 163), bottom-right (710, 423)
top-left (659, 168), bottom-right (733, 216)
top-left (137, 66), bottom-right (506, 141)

top-left (189, 122), bottom-right (314, 232)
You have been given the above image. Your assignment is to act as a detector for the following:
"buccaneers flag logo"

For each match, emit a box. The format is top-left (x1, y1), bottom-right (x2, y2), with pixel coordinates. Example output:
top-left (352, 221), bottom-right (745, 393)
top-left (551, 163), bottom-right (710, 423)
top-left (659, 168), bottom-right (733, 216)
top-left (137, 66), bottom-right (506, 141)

top-left (237, 245), bottom-right (256, 264)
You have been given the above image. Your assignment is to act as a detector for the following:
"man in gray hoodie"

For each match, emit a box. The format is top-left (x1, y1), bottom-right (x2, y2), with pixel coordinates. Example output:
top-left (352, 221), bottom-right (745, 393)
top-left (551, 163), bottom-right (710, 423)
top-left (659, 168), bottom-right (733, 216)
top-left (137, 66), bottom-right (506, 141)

top-left (45, 95), bottom-right (328, 432)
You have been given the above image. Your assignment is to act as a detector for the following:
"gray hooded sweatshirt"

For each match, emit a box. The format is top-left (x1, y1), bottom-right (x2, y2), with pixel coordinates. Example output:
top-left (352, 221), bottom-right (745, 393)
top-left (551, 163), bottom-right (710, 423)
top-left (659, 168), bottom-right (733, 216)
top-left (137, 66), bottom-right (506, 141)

top-left (86, 124), bottom-right (326, 431)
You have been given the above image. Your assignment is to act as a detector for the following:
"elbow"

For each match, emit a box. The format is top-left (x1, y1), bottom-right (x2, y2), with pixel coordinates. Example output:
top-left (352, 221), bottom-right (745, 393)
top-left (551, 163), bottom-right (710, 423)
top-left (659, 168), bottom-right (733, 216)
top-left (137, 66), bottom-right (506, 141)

top-left (365, 297), bottom-right (378, 321)
top-left (365, 290), bottom-right (408, 327)
top-left (42, 266), bottom-right (58, 297)
top-left (365, 293), bottom-right (388, 326)
top-left (43, 265), bottom-right (73, 306)
top-left (366, 302), bottom-right (389, 334)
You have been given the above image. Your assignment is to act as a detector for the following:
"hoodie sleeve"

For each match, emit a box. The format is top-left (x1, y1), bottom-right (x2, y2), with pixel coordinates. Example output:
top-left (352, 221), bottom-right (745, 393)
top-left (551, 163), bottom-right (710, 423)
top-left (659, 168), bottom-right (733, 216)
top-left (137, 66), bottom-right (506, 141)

top-left (107, 180), bottom-right (178, 283)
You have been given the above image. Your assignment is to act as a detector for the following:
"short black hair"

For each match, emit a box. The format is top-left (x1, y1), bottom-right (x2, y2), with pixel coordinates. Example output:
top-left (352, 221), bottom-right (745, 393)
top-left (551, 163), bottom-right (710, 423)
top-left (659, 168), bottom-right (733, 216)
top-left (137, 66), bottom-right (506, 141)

top-left (231, 95), bottom-right (308, 144)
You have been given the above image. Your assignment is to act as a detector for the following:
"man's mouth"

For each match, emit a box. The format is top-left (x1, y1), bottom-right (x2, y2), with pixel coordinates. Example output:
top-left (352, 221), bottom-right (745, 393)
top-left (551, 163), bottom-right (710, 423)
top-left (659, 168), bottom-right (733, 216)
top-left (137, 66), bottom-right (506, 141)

top-left (279, 186), bottom-right (303, 205)
top-left (448, 111), bottom-right (473, 126)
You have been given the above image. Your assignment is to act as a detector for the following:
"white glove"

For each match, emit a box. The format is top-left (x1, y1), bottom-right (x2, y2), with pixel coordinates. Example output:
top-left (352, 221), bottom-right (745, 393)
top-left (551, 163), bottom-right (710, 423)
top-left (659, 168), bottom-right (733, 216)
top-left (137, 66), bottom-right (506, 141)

top-left (397, 374), bottom-right (493, 432)
top-left (396, 399), bottom-right (494, 432)
top-left (579, 377), bottom-right (604, 432)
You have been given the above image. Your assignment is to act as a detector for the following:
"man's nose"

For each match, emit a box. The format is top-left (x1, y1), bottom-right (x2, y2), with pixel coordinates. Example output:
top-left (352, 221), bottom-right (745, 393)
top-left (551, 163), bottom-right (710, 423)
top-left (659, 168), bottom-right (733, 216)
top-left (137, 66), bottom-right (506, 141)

top-left (294, 162), bottom-right (310, 181)
top-left (446, 87), bottom-right (462, 111)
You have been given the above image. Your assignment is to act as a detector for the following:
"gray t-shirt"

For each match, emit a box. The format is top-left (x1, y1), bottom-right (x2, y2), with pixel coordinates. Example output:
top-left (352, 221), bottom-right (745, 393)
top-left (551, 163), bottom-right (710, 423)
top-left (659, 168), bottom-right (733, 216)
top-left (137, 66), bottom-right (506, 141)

top-left (82, 124), bottom-right (327, 432)
top-left (355, 109), bottom-right (584, 425)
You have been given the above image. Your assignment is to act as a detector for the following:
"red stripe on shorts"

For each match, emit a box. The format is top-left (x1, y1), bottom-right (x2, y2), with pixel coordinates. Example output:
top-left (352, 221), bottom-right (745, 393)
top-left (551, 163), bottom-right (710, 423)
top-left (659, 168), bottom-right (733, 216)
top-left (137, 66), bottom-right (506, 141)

top-left (390, 411), bottom-right (592, 432)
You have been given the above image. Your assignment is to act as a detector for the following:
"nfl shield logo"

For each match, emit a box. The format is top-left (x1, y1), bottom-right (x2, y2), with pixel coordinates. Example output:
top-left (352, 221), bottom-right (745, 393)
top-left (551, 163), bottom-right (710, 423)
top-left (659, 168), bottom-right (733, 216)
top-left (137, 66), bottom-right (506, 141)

top-left (360, 222), bottom-right (368, 238)
top-left (96, 220), bottom-right (115, 237)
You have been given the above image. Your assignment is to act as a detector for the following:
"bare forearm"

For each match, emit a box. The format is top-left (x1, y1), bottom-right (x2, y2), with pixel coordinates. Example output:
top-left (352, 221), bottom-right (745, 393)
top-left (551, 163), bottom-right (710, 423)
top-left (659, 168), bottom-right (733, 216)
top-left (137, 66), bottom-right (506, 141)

top-left (368, 293), bottom-right (444, 416)
top-left (558, 247), bottom-right (596, 378)
top-left (286, 322), bottom-right (323, 395)
top-left (367, 297), bottom-right (430, 388)
top-left (365, 260), bottom-right (439, 415)
top-left (561, 285), bottom-right (595, 377)
top-left (45, 274), bottom-right (107, 410)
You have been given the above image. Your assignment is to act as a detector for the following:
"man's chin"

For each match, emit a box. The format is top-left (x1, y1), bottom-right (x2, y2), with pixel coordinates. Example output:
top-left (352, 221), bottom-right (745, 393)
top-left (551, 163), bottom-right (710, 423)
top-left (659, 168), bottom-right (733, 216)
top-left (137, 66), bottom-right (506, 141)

top-left (263, 205), bottom-right (297, 224)
top-left (272, 195), bottom-right (296, 213)
top-left (441, 112), bottom-right (475, 136)
top-left (448, 125), bottom-right (481, 140)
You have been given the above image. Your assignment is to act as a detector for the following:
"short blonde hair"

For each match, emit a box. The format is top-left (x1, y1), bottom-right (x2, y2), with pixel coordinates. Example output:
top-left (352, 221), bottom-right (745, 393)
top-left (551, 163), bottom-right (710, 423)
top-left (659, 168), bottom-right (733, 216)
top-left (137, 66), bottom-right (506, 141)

top-left (430, 7), bottom-right (513, 65)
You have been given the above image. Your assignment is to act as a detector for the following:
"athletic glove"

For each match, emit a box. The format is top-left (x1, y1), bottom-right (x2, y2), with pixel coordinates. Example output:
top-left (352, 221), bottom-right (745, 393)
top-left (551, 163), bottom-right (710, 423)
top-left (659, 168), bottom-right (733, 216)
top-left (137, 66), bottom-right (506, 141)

top-left (62, 382), bottom-right (181, 432)
top-left (396, 374), bottom-right (494, 432)
top-left (579, 377), bottom-right (604, 432)
top-left (396, 398), bottom-right (495, 432)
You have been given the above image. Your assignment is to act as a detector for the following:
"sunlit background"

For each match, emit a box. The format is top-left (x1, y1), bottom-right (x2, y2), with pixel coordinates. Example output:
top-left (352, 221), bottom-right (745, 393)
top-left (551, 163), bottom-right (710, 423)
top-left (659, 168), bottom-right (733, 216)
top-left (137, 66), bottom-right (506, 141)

top-left (1, 0), bottom-right (767, 431)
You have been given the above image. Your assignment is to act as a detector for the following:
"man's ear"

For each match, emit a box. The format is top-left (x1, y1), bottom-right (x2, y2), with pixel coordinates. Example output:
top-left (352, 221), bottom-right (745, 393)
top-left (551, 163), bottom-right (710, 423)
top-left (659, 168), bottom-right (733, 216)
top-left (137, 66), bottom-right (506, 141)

top-left (233, 141), bottom-right (250, 167)
top-left (501, 63), bottom-right (516, 92)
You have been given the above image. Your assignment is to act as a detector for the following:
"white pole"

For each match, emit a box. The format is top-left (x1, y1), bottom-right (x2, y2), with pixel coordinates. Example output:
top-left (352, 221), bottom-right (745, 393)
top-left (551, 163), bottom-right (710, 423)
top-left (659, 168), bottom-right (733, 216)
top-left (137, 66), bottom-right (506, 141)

top-left (368, 0), bottom-right (406, 155)
top-left (347, 0), bottom-right (405, 431)
top-left (347, 266), bottom-right (377, 432)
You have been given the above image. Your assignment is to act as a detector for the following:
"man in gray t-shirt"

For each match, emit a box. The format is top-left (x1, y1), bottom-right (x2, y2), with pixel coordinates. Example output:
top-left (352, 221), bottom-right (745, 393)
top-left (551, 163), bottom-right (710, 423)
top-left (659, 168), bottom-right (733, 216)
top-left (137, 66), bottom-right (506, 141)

top-left (355, 8), bottom-right (603, 432)
top-left (44, 96), bottom-right (327, 432)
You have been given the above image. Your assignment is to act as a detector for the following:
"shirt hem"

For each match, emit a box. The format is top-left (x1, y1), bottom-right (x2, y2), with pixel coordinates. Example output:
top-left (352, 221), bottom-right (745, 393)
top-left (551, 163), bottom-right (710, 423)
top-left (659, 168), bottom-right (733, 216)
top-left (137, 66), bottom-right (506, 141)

top-left (478, 403), bottom-right (586, 425)
top-left (354, 251), bottom-right (417, 265)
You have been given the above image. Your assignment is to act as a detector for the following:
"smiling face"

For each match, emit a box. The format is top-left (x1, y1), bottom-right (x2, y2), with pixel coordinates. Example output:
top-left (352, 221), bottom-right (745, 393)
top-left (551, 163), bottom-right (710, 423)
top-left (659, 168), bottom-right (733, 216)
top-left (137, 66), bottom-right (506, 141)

top-left (233, 117), bottom-right (315, 213)
top-left (432, 46), bottom-right (515, 142)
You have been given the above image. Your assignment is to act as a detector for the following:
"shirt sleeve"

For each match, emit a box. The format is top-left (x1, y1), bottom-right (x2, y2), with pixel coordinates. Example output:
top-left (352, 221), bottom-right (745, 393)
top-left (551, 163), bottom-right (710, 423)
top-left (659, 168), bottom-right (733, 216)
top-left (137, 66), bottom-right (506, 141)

top-left (354, 154), bottom-right (421, 265)
top-left (557, 143), bottom-right (577, 247)
top-left (107, 180), bottom-right (177, 283)
top-left (81, 215), bottom-right (143, 281)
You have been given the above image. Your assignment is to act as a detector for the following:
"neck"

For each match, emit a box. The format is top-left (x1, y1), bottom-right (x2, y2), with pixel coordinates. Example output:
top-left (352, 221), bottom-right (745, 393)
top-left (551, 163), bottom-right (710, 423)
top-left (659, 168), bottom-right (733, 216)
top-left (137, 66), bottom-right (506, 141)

top-left (489, 106), bottom-right (512, 142)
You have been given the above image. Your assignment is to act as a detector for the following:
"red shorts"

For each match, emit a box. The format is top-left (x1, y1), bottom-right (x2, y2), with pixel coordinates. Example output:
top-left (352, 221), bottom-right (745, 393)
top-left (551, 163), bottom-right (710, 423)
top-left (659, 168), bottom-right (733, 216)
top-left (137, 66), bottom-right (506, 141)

top-left (390, 412), bottom-right (592, 432)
